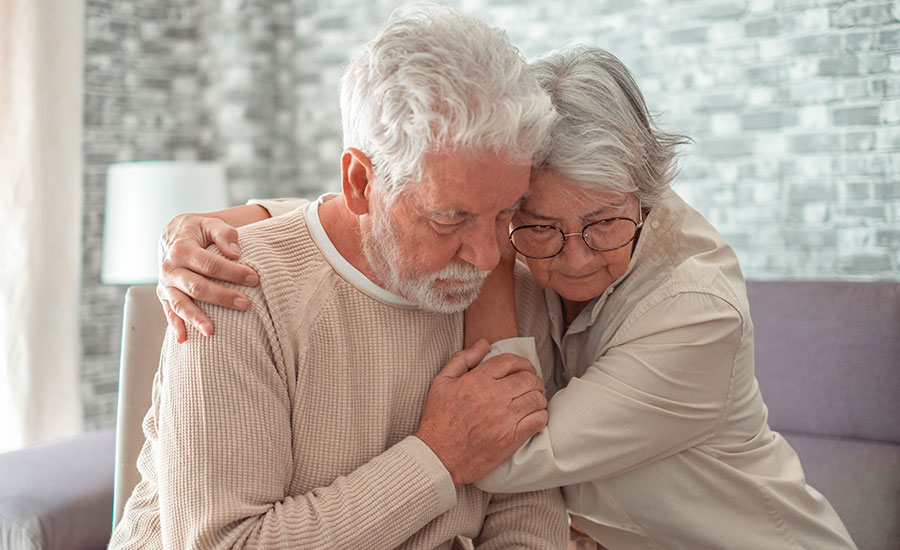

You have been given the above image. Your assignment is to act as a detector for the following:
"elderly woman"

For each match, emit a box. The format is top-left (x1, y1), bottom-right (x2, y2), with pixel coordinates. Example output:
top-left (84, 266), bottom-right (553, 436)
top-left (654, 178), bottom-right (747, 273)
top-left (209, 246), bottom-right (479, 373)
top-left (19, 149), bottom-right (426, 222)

top-left (155, 46), bottom-right (855, 549)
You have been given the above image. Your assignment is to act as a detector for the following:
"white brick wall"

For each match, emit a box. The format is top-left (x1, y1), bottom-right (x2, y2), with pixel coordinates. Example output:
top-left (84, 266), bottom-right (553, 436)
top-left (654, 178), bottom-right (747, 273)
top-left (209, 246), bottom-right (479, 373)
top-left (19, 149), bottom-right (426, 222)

top-left (82, 0), bottom-right (900, 428)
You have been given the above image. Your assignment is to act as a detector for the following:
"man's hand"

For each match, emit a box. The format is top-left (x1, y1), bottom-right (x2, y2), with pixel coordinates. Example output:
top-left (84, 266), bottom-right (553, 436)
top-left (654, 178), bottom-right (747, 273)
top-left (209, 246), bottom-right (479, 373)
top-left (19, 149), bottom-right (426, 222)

top-left (415, 339), bottom-right (549, 486)
top-left (157, 213), bottom-right (260, 343)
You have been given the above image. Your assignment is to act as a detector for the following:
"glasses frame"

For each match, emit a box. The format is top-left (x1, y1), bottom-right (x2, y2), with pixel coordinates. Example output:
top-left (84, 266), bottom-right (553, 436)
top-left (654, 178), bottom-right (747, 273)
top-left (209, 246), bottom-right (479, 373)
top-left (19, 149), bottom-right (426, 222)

top-left (509, 205), bottom-right (644, 260)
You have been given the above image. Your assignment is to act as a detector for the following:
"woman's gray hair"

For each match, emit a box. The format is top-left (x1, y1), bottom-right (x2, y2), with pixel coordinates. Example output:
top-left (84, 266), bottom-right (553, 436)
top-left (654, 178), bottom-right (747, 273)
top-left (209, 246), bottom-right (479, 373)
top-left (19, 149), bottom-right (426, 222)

top-left (529, 45), bottom-right (690, 207)
top-left (340, 3), bottom-right (555, 203)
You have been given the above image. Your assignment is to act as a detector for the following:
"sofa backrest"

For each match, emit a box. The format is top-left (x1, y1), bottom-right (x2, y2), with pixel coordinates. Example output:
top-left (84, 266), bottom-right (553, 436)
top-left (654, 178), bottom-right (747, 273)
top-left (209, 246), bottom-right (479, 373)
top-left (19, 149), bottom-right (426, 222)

top-left (113, 285), bottom-right (168, 529)
top-left (747, 280), bottom-right (900, 550)
top-left (747, 280), bottom-right (900, 444)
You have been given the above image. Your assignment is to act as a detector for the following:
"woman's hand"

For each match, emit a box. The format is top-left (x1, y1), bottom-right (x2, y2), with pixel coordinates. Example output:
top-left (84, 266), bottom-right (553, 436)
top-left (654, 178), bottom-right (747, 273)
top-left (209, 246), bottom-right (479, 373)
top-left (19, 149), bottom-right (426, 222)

top-left (157, 213), bottom-right (260, 343)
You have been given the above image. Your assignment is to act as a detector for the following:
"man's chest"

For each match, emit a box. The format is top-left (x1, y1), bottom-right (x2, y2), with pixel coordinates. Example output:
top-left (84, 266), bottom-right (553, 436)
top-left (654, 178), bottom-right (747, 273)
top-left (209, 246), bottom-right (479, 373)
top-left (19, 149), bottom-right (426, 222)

top-left (286, 307), bottom-right (463, 491)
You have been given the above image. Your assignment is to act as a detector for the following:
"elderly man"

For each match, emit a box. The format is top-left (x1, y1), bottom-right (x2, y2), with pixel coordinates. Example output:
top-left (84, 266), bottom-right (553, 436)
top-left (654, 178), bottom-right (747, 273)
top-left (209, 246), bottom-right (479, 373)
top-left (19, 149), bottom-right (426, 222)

top-left (110, 4), bottom-right (567, 549)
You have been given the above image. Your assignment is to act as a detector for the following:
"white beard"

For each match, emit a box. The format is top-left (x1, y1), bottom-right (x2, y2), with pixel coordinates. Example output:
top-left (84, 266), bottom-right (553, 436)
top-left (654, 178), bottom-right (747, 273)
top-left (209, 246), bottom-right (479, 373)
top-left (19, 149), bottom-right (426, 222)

top-left (361, 207), bottom-right (488, 313)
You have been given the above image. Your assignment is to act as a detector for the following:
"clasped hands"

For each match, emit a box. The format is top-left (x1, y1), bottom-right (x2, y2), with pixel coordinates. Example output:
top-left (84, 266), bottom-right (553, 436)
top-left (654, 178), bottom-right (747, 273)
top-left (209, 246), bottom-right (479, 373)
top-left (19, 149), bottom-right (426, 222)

top-left (416, 340), bottom-right (548, 485)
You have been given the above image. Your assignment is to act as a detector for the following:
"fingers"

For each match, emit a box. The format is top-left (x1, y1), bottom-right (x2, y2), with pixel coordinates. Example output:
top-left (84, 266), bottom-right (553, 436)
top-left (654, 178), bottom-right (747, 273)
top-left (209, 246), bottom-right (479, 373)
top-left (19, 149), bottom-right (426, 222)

top-left (204, 219), bottom-right (242, 260)
top-left (167, 265), bottom-right (252, 311)
top-left (514, 408), bottom-right (549, 440)
top-left (163, 287), bottom-right (215, 337)
top-left (164, 242), bottom-right (258, 288)
top-left (509, 388), bottom-right (547, 416)
top-left (461, 339), bottom-right (491, 368)
top-left (477, 353), bottom-right (539, 380)
top-left (438, 339), bottom-right (492, 379)
top-left (162, 300), bottom-right (188, 343)
top-left (509, 368), bottom-right (546, 394)
top-left (173, 317), bottom-right (187, 344)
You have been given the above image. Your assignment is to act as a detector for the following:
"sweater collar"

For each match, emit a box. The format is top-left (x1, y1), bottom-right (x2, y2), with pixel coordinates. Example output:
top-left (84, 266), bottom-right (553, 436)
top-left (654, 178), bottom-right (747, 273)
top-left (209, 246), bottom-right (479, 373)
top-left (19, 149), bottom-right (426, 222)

top-left (306, 194), bottom-right (418, 309)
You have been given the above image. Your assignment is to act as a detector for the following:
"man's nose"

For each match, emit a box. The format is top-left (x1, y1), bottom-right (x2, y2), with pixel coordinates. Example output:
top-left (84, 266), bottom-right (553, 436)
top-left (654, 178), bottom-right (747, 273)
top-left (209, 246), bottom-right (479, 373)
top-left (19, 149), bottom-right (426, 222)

top-left (458, 221), bottom-right (503, 271)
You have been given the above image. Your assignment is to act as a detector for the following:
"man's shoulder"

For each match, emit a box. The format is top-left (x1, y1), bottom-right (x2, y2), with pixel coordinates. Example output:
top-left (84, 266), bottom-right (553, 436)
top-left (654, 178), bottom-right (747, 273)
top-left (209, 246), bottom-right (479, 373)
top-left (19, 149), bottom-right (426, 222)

top-left (236, 207), bottom-right (324, 273)
top-left (233, 207), bottom-right (336, 317)
top-left (626, 191), bottom-right (747, 315)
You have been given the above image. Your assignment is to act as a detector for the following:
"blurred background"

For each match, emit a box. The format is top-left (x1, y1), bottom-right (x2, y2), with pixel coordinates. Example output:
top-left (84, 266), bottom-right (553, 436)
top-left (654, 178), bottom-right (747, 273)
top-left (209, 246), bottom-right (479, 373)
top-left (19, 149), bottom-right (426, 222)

top-left (2, 0), bottom-right (898, 450)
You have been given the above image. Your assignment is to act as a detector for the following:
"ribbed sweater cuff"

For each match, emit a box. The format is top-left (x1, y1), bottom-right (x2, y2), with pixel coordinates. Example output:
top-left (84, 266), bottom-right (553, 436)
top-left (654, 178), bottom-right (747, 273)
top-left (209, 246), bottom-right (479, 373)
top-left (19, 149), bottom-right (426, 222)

top-left (398, 436), bottom-right (456, 513)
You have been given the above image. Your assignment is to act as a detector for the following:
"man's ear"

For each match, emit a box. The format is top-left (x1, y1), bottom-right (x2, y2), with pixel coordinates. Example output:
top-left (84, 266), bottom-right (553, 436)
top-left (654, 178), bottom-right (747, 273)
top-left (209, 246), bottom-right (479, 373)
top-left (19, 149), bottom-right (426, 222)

top-left (341, 148), bottom-right (375, 215)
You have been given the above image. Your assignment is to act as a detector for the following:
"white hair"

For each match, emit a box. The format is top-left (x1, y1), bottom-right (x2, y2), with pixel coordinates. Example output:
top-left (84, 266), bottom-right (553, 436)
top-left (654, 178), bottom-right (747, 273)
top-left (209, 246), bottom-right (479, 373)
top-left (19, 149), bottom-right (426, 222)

top-left (529, 45), bottom-right (691, 207)
top-left (339, 3), bottom-right (555, 202)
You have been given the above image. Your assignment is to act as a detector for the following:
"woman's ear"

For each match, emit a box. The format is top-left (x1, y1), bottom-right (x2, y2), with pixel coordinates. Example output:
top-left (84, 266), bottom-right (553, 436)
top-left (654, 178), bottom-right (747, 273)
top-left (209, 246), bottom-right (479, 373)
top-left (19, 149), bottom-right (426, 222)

top-left (341, 148), bottom-right (375, 215)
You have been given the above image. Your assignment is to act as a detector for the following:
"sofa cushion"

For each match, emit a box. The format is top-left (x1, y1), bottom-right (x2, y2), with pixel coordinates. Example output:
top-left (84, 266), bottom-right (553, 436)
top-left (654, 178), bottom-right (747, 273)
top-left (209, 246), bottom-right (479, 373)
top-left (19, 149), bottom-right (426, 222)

top-left (0, 429), bottom-right (114, 550)
top-left (782, 430), bottom-right (900, 550)
top-left (747, 281), bottom-right (900, 443)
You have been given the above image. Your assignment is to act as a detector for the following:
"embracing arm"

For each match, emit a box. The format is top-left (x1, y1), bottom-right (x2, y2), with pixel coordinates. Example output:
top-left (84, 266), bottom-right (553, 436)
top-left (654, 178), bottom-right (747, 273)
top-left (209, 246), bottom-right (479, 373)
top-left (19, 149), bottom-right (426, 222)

top-left (477, 291), bottom-right (744, 493)
top-left (464, 251), bottom-right (519, 347)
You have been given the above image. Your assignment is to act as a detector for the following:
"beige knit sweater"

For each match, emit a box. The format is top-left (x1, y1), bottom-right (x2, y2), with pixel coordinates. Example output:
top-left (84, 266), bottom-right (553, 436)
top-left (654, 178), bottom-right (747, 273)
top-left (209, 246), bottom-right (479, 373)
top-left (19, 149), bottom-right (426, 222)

top-left (109, 201), bottom-right (567, 549)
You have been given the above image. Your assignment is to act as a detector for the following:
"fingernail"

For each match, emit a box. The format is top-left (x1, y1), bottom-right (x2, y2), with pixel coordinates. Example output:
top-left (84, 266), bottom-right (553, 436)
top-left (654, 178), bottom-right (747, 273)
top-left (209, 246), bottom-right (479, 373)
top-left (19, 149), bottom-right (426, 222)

top-left (201, 324), bottom-right (213, 337)
top-left (228, 243), bottom-right (240, 255)
top-left (234, 297), bottom-right (249, 310)
top-left (245, 273), bottom-right (259, 286)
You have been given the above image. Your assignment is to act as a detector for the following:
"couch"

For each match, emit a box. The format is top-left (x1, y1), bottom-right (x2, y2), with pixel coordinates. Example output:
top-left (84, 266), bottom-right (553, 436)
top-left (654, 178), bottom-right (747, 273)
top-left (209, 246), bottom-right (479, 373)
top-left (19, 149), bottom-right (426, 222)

top-left (746, 281), bottom-right (900, 550)
top-left (0, 280), bottom-right (897, 549)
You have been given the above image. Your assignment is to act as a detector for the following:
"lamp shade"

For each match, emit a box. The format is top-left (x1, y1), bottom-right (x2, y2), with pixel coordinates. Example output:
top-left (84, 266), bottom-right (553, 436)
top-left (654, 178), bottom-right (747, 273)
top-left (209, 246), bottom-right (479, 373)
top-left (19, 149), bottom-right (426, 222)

top-left (101, 161), bottom-right (229, 284)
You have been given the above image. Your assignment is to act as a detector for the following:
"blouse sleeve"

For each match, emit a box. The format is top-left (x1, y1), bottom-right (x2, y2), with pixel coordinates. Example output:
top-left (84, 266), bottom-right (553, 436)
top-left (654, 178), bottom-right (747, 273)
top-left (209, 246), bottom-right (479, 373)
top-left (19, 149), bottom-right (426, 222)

top-left (477, 290), bottom-right (744, 493)
top-left (246, 197), bottom-right (306, 218)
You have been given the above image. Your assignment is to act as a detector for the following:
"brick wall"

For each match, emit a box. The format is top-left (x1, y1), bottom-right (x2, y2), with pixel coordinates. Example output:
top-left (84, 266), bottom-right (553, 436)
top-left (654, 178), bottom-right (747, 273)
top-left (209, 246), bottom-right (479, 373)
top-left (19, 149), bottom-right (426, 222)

top-left (81, 0), bottom-right (900, 429)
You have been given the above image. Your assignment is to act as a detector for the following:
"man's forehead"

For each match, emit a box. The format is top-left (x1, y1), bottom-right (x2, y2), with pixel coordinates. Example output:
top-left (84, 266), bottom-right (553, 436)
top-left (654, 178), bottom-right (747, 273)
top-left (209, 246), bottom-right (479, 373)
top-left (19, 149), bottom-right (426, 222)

top-left (414, 187), bottom-right (527, 216)
top-left (410, 151), bottom-right (531, 213)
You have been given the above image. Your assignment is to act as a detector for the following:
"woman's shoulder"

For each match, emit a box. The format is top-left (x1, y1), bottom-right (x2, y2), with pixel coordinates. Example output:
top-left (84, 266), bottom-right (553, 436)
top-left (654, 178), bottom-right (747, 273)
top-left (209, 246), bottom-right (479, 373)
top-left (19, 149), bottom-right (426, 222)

top-left (627, 190), bottom-right (749, 315)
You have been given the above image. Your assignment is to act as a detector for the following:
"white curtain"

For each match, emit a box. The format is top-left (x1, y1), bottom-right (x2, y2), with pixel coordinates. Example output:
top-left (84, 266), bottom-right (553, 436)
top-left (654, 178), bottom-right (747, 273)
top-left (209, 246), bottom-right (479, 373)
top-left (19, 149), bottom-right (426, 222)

top-left (0, 0), bottom-right (85, 452)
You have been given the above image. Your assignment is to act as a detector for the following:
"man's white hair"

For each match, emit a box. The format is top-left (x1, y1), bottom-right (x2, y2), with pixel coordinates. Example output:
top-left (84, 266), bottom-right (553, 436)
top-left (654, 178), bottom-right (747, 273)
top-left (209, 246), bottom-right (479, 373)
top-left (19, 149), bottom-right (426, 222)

top-left (340, 3), bottom-right (555, 202)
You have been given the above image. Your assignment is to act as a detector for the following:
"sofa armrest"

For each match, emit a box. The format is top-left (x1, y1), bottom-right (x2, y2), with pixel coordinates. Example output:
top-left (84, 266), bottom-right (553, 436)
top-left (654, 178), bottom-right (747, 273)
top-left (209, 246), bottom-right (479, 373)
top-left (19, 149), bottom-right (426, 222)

top-left (0, 429), bottom-right (114, 550)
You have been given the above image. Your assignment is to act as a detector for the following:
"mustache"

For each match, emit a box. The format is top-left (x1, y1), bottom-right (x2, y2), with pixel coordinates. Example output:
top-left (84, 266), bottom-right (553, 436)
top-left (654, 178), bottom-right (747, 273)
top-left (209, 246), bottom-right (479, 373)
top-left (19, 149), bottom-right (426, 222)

top-left (419, 259), bottom-right (489, 285)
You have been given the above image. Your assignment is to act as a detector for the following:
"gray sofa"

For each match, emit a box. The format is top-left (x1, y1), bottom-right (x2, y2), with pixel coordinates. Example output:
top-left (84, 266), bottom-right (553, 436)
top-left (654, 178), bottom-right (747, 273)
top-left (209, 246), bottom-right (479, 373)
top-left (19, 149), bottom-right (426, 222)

top-left (0, 429), bottom-right (114, 549)
top-left (0, 280), bottom-right (897, 549)
top-left (746, 281), bottom-right (900, 550)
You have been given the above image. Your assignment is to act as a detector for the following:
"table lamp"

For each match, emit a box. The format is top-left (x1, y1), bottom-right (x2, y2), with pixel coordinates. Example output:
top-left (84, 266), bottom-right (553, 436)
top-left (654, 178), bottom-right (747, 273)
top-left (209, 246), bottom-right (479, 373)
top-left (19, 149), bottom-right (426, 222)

top-left (101, 161), bottom-right (229, 284)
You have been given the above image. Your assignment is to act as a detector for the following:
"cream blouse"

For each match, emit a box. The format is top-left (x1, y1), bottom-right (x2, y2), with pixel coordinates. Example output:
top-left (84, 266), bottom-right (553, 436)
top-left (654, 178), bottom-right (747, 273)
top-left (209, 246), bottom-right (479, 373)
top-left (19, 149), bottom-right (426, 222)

top-left (476, 189), bottom-right (855, 549)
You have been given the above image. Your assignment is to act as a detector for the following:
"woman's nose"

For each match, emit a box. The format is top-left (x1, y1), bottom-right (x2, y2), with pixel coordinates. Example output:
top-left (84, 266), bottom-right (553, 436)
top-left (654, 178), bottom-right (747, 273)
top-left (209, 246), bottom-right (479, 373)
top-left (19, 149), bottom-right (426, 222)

top-left (558, 234), bottom-right (601, 270)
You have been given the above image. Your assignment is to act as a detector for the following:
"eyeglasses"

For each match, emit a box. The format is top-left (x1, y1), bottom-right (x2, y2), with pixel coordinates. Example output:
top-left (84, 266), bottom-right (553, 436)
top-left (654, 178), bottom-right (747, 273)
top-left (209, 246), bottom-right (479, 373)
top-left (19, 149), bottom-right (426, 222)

top-left (509, 206), bottom-right (644, 260)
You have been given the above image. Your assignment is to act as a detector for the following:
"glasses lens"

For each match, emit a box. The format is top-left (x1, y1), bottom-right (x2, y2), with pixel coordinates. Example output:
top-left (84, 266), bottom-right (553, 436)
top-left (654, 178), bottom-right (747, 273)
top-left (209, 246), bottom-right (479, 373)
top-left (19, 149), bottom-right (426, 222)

top-left (510, 226), bottom-right (563, 258)
top-left (583, 219), bottom-right (638, 251)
